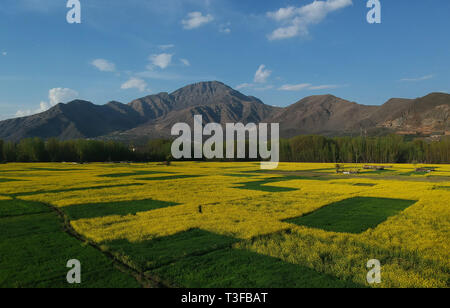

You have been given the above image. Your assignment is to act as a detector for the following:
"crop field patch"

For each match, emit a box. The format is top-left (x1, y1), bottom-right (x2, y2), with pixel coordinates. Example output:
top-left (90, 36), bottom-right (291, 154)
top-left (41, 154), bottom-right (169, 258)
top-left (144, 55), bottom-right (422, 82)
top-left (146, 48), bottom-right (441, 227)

top-left (235, 179), bottom-right (298, 192)
top-left (63, 199), bottom-right (180, 220)
top-left (0, 210), bottom-right (139, 288)
top-left (285, 197), bottom-right (417, 234)
top-left (234, 174), bottom-right (336, 192)
top-left (104, 229), bottom-right (239, 271)
top-left (399, 171), bottom-right (431, 176)
top-left (0, 199), bottom-right (51, 218)
top-left (150, 248), bottom-right (362, 288)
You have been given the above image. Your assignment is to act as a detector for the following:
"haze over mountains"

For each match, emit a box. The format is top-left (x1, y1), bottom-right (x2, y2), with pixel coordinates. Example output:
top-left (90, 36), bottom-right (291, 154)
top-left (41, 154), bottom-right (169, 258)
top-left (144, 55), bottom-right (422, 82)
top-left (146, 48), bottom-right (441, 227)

top-left (0, 81), bottom-right (448, 142)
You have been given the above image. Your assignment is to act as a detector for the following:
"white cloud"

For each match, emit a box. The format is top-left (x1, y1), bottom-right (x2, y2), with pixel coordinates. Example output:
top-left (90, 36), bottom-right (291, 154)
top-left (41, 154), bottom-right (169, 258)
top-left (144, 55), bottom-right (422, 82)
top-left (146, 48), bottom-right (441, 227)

top-left (121, 77), bottom-right (148, 92)
top-left (91, 59), bottom-right (116, 72)
top-left (182, 12), bottom-right (214, 30)
top-left (180, 59), bottom-right (191, 67)
top-left (400, 75), bottom-right (434, 82)
top-left (149, 53), bottom-right (173, 69)
top-left (267, 0), bottom-right (353, 40)
top-left (236, 83), bottom-right (254, 90)
top-left (254, 65), bottom-right (272, 83)
top-left (15, 102), bottom-right (48, 118)
top-left (158, 44), bottom-right (175, 50)
top-left (1, 51), bottom-right (7, 56)
top-left (39, 101), bottom-right (49, 111)
top-left (267, 7), bottom-right (297, 22)
top-left (309, 84), bottom-right (340, 90)
top-left (15, 110), bottom-right (32, 117)
top-left (15, 88), bottom-right (78, 118)
top-left (49, 88), bottom-right (79, 106)
top-left (237, 65), bottom-right (273, 90)
top-left (278, 83), bottom-right (344, 91)
top-left (279, 83), bottom-right (312, 91)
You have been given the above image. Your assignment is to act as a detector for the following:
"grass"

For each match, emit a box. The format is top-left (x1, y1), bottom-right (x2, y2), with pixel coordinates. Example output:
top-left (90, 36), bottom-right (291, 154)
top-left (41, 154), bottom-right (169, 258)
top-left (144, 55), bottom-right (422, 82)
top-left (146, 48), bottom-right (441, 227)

top-left (399, 171), bottom-right (430, 176)
top-left (0, 200), bottom-right (140, 288)
top-left (235, 179), bottom-right (298, 192)
top-left (285, 197), bottom-right (417, 234)
top-left (150, 248), bottom-right (362, 288)
top-left (104, 229), bottom-right (239, 272)
top-left (235, 175), bottom-right (332, 192)
top-left (0, 199), bottom-right (51, 218)
top-left (63, 199), bottom-right (180, 220)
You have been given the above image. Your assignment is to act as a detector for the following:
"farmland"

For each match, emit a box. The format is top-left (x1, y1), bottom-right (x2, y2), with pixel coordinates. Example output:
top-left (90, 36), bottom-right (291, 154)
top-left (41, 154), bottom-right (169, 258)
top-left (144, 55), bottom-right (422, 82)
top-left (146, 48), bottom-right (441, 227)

top-left (0, 162), bottom-right (449, 288)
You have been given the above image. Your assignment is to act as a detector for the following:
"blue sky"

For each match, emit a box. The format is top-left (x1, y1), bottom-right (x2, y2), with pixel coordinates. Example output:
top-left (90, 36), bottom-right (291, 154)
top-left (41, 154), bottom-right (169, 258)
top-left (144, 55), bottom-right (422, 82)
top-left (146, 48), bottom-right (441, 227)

top-left (0, 0), bottom-right (449, 119)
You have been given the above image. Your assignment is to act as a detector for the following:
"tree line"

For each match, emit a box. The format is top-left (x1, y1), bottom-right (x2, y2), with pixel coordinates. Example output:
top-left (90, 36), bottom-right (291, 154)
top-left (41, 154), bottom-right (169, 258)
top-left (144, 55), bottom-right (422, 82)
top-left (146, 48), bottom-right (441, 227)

top-left (279, 135), bottom-right (450, 164)
top-left (0, 135), bottom-right (449, 164)
top-left (0, 138), bottom-right (171, 163)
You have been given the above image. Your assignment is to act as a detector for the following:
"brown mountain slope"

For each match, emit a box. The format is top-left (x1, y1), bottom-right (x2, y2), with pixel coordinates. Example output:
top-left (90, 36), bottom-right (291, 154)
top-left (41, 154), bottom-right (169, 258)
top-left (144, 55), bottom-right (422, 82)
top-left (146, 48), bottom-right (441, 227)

top-left (114, 101), bottom-right (278, 139)
top-left (106, 82), bottom-right (280, 140)
top-left (371, 93), bottom-right (450, 134)
top-left (0, 81), bottom-right (448, 141)
top-left (266, 95), bottom-right (378, 138)
top-left (0, 81), bottom-right (279, 141)
top-left (0, 100), bottom-right (144, 140)
top-left (267, 93), bottom-right (449, 137)
top-left (128, 92), bottom-right (175, 119)
top-left (127, 81), bottom-right (267, 119)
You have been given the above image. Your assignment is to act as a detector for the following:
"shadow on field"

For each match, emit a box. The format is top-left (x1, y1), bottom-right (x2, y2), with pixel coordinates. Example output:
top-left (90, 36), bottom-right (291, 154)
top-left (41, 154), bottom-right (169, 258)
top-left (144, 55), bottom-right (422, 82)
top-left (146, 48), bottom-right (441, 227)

top-left (285, 197), bottom-right (417, 234)
top-left (63, 199), bottom-right (180, 220)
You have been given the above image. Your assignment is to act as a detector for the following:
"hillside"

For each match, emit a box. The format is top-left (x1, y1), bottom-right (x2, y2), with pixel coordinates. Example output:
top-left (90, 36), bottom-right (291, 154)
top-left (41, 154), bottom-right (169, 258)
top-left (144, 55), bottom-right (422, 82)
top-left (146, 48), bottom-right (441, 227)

top-left (0, 81), bottom-right (448, 141)
top-left (265, 95), bottom-right (377, 137)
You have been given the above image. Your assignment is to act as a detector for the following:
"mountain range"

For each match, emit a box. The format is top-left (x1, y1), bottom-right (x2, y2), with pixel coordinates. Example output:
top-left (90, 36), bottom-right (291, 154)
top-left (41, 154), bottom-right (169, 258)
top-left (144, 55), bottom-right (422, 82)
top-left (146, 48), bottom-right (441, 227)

top-left (0, 81), bottom-right (448, 142)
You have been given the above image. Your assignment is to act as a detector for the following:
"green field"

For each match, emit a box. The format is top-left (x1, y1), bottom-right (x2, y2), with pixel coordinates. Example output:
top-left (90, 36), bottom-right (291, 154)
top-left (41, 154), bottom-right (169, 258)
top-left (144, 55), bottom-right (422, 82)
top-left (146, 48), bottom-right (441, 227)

top-left (0, 162), bottom-right (449, 288)
top-left (0, 200), bottom-right (140, 288)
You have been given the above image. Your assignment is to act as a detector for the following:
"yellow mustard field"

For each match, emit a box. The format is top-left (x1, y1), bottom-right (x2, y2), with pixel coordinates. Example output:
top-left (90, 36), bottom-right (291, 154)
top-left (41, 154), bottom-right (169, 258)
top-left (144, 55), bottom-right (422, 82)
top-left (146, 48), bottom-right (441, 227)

top-left (1, 162), bottom-right (449, 288)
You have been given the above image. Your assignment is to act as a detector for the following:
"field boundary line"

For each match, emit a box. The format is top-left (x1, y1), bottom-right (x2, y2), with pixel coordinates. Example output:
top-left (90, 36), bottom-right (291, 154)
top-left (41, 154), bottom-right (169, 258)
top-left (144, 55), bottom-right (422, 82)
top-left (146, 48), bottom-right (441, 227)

top-left (47, 201), bottom-right (171, 288)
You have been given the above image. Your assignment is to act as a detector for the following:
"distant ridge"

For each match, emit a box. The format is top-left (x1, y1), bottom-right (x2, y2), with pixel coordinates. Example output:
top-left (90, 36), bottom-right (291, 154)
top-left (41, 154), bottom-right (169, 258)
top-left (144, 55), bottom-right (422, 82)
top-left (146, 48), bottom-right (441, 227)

top-left (0, 81), bottom-right (448, 141)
